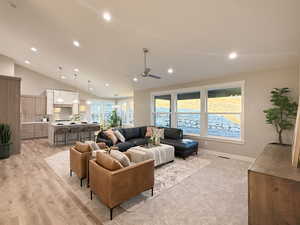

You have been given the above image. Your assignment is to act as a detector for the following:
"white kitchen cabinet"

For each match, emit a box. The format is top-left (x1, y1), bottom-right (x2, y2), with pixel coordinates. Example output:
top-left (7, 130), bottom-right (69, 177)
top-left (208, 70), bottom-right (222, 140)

top-left (53, 90), bottom-right (79, 105)
top-left (46, 90), bottom-right (54, 115)
top-left (46, 90), bottom-right (79, 115)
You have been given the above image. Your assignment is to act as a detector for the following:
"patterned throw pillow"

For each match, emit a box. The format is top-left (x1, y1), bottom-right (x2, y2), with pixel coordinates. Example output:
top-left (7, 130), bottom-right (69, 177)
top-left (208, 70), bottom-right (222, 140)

top-left (110, 150), bottom-right (130, 167)
top-left (153, 128), bottom-right (164, 139)
top-left (104, 129), bottom-right (118, 145)
top-left (114, 130), bottom-right (126, 143)
top-left (85, 141), bottom-right (100, 151)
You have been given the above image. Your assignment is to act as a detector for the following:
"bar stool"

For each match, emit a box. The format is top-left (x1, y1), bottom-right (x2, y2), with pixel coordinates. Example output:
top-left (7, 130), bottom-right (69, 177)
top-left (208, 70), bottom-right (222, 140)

top-left (54, 127), bottom-right (69, 145)
top-left (80, 127), bottom-right (90, 142)
top-left (68, 127), bottom-right (80, 144)
top-left (88, 126), bottom-right (100, 141)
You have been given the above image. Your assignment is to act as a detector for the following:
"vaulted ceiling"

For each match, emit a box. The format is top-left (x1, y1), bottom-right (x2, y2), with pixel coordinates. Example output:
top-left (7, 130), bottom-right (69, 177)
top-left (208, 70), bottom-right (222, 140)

top-left (0, 0), bottom-right (299, 98)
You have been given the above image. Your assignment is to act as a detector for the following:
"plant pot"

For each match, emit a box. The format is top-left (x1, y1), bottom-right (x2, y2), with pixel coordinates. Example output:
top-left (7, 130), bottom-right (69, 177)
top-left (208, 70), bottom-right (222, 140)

top-left (0, 143), bottom-right (11, 159)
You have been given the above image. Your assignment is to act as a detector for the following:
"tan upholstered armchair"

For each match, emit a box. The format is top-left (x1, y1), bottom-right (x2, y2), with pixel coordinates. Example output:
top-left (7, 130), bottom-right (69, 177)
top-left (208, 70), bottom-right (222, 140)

top-left (89, 152), bottom-right (155, 220)
top-left (69, 147), bottom-right (91, 187)
top-left (70, 142), bottom-right (107, 187)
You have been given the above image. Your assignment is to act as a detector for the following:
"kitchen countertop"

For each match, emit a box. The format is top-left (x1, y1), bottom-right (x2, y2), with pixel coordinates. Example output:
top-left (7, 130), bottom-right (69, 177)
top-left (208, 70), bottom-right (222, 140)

top-left (21, 122), bottom-right (49, 124)
top-left (50, 122), bottom-right (99, 127)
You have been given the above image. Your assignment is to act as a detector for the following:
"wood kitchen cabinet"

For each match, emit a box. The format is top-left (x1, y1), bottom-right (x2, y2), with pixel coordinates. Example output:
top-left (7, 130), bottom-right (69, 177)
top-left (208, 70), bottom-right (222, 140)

top-left (21, 124), bottom-right (34, 139)
top-left (21, 123), bottom-right (48, 139)
top-left (34, 123), bottom-right (48, 138)
top-left (35, 96), bottom-right (46, 115)
top-left (21, 96), bottom-right (35, 122)
top-left (21, 95), bottom-right (47, 122)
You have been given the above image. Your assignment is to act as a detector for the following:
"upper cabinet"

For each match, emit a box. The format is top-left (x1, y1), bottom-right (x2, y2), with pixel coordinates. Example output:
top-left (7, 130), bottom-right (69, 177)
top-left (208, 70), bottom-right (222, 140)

top-left (21, 95), bottom-right (47, 122)
top-left (46, 89), bottom-right (79, 115)
top-left (52, 90), bottom-right (79, 105)
top-left (46, 90), bottom-right (54, 115)
top-left (35, 96), bottom-right (46, 115)
top-left (21, 96), bottom-right (36, 122)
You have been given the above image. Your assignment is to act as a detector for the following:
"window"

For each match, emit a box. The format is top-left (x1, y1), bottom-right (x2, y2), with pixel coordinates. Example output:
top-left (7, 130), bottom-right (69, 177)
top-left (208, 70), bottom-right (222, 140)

top-left (117, 99), bottom-right (134, 125)
top-left (151, 81), bottom-right (244, 143)
top-left (207, 88), bottom-right (242, 139)
top-left (153, 95), bottom-right (171, 127)
top-left (176, 92), bottom-right (201, 135)
top-left (90, 101), bottom-right (114, 124)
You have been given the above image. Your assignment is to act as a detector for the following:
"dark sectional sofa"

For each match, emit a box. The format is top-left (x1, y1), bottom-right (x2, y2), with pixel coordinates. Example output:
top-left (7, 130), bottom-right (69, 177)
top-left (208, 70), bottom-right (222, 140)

top-left (96, 126), bottom-right (198, 159)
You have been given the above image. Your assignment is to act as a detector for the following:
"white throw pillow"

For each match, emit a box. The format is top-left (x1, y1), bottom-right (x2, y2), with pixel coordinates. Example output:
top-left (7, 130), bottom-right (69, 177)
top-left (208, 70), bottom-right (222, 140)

top-left (110, 150), bottom-right (130, 167)
top-left (85, 141), bottom-right (100, 151)
top-left (114, 130), bottom-right (126, 143)
top-left (153, 128), bottom-right (164, 139)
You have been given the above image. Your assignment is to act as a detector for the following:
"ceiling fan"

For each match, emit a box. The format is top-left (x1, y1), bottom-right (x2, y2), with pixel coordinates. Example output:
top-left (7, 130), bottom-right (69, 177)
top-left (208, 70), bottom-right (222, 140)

top-left (140, 48), bottom-right (161, 79)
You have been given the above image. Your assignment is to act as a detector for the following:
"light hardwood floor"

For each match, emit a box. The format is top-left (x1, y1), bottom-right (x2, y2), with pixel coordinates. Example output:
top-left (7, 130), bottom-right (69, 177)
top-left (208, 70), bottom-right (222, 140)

top-left (0, 139), bottom-right (103, 225)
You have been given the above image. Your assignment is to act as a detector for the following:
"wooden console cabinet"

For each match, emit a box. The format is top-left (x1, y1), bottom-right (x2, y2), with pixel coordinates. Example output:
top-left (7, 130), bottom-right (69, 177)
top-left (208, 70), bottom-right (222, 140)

top-left (248, 144), bottom-right (300, 225)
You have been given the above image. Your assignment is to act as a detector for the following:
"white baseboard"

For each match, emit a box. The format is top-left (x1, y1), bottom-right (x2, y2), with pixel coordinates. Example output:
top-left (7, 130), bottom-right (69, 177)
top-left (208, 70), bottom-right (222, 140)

top-left (201, 149), bottom-right (255, 163)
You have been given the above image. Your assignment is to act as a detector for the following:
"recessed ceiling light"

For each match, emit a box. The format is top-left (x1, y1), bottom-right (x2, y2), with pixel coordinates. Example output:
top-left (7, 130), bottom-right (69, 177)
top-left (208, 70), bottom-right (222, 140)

top-left (74, 68), bottom-right (79, 72)
top-left (30, 47), bottom-right (38, 52)
top-left (167, 68), bottom-right (174, 74)
top-left (86, 100), bottom-right (92, 105)
top-left (103, 12), bottom-right (112, 21)
top-left (73, 40), bottom-right (80, 47)
top-left (73, 99), bottom-right (79, 104)
top-left (25, 60), bottom-right (31, 64)
top-left (61, 75), bottom-right (66, 79)
top-left (105, 83), bottom-right (109, 87)
top-left (133, 77), bottom-right (138, 82)
top-left (229, 52), bottom-right (238, 60)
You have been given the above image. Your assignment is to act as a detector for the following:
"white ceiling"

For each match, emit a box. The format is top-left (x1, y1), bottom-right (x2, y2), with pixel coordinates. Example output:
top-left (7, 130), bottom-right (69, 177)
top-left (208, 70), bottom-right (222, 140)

top-left (0, 0), bottom-right (299, 98)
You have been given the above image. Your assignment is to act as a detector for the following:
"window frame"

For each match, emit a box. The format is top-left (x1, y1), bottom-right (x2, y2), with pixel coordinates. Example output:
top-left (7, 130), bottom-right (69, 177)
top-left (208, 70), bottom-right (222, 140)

top-left (150, 81), bottom-right (245, 144)
top-left (151, 94), bottom-right (173, 128)
top-left (175, 91), bottom-right (201, 136)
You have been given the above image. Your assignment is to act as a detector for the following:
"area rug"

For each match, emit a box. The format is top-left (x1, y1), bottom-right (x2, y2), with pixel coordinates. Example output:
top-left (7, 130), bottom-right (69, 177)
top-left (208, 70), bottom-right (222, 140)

top-left (45, 150), bottom-right (211, 219)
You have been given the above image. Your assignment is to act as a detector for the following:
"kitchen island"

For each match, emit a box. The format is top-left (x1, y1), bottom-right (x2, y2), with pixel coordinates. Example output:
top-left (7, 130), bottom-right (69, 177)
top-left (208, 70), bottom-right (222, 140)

top-left (48, 122), bottom-right (100, 146)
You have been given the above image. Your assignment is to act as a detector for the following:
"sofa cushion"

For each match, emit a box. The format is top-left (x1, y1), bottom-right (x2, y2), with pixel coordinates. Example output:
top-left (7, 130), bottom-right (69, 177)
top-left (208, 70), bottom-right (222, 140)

top-left (110, 150), bottom-right (130, 167)
top-left (161, 138), bottom-right (198, 151)
top-left (163, 128), bottom-right (183, 140)
top-left (128, 138), bottom-right (148, 146)
top-left (115, 141), bottom-right (135, 152)
top-left (139, 126), bottom-right (147, 138)
top-left (145, 127), bottom-right (153, 137)
top-left (104, 129), bottom-right (118, 145)
top-left (74, 141), bottom-right (91, 153)
top-left (96, 152), bottom-right (123, 171)
top-left (122, 127), bottom-right (141, 140)
top-left (114, 130), bottom-right (126, 143)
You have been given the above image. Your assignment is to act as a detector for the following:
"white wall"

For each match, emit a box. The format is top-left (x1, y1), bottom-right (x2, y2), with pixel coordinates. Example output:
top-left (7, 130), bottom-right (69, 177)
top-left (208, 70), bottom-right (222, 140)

top-left (0, 55), bottom-right (14, 76)
top-left (14, 64), bottom-right (112, 101)
top-left (134, 67), bottom-right (299, 158)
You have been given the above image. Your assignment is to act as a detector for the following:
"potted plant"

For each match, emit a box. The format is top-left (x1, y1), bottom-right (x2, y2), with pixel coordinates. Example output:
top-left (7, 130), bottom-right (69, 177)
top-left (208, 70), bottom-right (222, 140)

top-left (0, 124), bottom-right (12, 159)
top-left (109, 109), bottom-right (122, 128)
top-left (263, 88), bottom-right (298, 145)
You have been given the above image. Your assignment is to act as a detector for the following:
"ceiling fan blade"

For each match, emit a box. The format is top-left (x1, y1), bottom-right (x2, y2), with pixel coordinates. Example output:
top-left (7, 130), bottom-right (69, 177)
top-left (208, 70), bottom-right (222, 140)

top-left (148, 74), bottom-right (161, 79)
